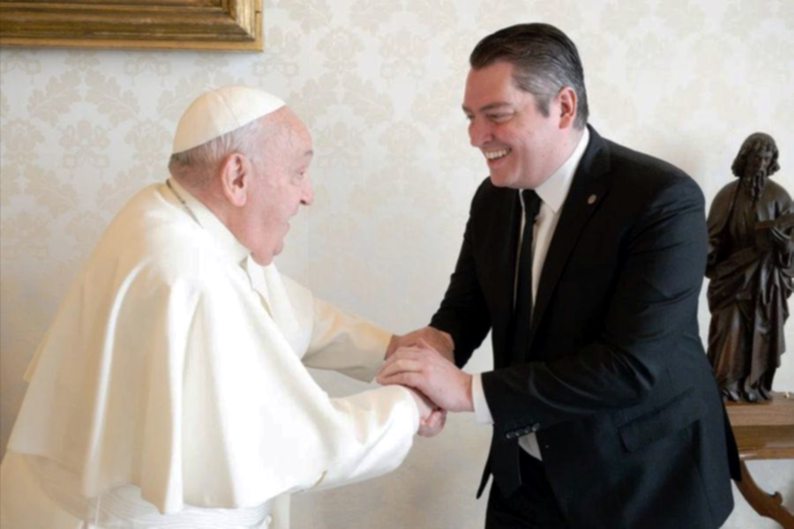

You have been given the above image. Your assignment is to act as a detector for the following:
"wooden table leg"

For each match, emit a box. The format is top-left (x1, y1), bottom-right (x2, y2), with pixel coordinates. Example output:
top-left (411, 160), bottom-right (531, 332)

top-left (735, 459), bottom-right (794, 529)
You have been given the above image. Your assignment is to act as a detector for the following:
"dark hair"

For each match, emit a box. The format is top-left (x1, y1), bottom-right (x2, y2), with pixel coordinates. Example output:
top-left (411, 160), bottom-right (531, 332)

top-left (470, 23), bottom-right (589, 129)
top-left (731, 132), bottom-right (780, 178)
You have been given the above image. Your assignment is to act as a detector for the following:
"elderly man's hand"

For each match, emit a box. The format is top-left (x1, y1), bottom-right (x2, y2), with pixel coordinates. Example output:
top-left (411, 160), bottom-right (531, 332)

top-left (378, 345), bottom-right (473, 413)
top-left (387, 326), bottom-right (454, 362)
top-left (406, 388), bottom-right (447, 437)
top-left (419, 408), bottom-right (447, 437)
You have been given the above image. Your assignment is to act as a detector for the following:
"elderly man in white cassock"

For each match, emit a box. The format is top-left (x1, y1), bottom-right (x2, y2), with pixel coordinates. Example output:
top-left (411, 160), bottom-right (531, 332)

top-left (0, 86), bottom-right (444, 529)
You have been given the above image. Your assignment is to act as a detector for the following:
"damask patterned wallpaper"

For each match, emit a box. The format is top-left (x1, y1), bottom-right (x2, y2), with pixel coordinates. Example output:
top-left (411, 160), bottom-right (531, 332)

top-left (1, 1), bottom-right (792, 527)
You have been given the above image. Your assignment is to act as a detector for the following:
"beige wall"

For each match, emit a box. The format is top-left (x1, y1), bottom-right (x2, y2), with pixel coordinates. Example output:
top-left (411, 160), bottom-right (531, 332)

top-left (1, 1), bottom-right (792, 527)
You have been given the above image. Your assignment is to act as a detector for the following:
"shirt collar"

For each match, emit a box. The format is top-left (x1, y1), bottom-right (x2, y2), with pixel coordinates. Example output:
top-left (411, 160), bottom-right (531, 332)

top-left (534, 127), bottom-right (590, 214)
top-left (167, 178), bottom-right (250, 264)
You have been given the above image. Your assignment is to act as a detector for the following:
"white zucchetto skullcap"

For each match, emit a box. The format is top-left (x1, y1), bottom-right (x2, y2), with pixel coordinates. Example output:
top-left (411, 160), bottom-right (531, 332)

top-left (171, 85), bottom-right (285, 154)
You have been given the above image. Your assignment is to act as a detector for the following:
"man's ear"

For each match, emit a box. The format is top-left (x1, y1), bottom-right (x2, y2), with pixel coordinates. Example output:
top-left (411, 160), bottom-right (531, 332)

top-left (556, 86), bottom-right (578, 129)
top-left (219, 153), bottom-right (252, 207)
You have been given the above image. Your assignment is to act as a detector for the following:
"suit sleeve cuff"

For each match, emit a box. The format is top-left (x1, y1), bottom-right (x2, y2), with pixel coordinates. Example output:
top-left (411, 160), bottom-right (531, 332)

top-left (472, 373), bottom-right (494, 424)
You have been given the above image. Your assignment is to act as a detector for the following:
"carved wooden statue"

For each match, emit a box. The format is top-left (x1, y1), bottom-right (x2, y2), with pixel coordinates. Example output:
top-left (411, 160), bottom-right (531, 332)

top-left (706, 132), bottom-right (794, 402)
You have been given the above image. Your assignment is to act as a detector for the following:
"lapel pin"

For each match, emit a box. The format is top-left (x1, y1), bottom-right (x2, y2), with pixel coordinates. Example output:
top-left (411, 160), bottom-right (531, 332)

top-left (587, 194), bottom-right (597, 205)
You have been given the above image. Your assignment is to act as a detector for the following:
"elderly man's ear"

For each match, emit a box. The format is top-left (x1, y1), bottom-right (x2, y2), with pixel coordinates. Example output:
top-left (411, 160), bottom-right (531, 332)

top-left (221, 152), bottom-right (254, 207)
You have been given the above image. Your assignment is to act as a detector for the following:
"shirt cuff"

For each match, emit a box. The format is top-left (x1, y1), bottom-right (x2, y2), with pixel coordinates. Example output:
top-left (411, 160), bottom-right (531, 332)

top-left (471, 373), bottom-right (494, 424)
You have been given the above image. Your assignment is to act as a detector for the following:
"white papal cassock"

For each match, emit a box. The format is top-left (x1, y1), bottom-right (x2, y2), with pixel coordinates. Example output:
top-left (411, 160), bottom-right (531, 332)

top-left (0, 179), bottom-right (419, 529)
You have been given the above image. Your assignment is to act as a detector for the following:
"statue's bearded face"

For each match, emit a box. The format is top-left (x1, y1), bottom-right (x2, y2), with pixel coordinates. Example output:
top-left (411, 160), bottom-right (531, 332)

top-left (745, 145), bottom-right (775, 179)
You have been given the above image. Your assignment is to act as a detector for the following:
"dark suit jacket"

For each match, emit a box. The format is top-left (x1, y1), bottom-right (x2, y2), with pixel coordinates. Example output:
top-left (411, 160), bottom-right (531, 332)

top-left (430, 127), bottom-right (737, 529)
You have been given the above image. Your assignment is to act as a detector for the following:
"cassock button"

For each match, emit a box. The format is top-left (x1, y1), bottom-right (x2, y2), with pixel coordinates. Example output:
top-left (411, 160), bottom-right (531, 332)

top-left (587, 194), bottom-right (597, 205)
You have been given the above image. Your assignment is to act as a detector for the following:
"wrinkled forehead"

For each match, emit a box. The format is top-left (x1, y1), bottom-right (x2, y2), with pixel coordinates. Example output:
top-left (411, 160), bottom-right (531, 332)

top-left (262, 108), bottom-right (313, 160)
top-left (289, 117), bottom-right (313, 151)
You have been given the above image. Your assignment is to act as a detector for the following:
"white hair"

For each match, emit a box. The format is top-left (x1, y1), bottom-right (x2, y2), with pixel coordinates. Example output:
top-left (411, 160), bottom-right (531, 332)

top-left (167, 116), bottom-right (267, 187)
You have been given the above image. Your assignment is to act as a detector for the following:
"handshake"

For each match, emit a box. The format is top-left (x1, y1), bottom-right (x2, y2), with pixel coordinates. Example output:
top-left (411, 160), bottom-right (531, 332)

top-left (377, 326), bottom-right (474, 438)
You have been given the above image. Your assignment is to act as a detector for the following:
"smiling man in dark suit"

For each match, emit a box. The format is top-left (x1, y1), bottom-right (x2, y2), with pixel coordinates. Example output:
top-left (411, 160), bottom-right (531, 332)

top-left (378, 23), bottom-right (739, 529)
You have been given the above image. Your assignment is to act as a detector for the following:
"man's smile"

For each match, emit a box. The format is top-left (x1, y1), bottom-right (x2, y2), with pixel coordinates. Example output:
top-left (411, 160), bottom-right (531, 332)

top-left (483, 148), bottom-right (511, 161)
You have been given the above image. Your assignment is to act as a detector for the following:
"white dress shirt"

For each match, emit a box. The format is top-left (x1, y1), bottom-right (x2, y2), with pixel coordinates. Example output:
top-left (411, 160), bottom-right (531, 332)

top-left (471, 128), bottom-right (591, 459)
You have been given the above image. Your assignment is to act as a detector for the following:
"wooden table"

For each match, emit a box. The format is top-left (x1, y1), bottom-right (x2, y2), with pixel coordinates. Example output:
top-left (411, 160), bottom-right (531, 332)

top-left (726, 392), bottom-right (794, 529)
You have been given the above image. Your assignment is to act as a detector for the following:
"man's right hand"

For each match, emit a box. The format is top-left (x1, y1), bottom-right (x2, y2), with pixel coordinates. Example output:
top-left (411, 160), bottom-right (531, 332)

top-left (387, 326), bottom-right (454, 363)
top-left (381, 345), bottom-right (473, 413)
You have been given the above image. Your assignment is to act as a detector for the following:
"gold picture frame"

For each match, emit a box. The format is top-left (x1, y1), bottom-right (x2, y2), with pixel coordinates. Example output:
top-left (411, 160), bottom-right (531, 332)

top-left (0, 0), bottom-right (263, 51)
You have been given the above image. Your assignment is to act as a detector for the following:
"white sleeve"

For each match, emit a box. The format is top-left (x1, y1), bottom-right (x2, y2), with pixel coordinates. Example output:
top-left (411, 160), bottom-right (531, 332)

top-left (472, 373), bottom-right (494, 424)
top-left (177, 277), bottom-right (418, 510)
top-left (279, 274), bottom-right (392, 382)
top-left (303, 297), bottom-right (392, 382)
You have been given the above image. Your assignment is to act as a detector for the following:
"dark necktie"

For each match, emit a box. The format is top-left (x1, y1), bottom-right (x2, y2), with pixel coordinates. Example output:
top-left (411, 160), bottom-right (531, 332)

top-left (510, 189), bottom-right (542, 362)
top-left (491, 189), bottom-right (542, 498)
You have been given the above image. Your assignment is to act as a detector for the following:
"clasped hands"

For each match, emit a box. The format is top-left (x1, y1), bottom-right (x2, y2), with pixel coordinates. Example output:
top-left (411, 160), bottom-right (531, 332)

top-left (379, 327), bottom-right (473, 437)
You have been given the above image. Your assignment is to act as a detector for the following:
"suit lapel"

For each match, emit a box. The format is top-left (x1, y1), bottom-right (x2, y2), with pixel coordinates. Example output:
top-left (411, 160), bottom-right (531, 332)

top-left (529, 127), bottom-right (612, 345)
